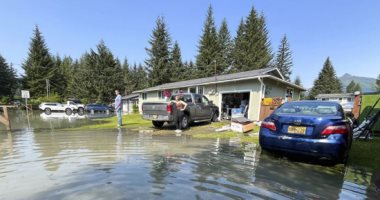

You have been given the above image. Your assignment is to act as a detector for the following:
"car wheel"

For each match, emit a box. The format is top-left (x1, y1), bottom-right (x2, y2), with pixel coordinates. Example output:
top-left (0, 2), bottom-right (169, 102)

top-left (181, 114), bottom-right (189, 129)
top-left (78, 107), bottom-right (84, 114)
top-left (152, 121), bottom-right (164, 128)
top-left (65, 108), bottom-right (73, 115)
top-left (211, 111), bottom-right (219, 122)
top-left (44, 108), bottom-right (51, 115)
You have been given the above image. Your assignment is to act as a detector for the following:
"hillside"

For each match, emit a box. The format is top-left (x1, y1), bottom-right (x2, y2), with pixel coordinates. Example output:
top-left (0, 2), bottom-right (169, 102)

top-left (340, 73), bottom-right (377, 93)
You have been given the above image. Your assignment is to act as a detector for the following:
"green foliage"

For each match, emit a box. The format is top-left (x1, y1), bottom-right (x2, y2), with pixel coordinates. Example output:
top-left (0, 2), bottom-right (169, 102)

top-left (359, 94), bottom-right (380, 132)
top-left (274, 35), bottom-right (293, 81)
top-left (231, 6), bottom-right (272, 72)
top-left (294, 76), bottom-right (305, 100)
top-left (0, 97), bottom-right (10, 104)
top-left (22, 26), bottom-right (56, 97)
top-left (133, 104), bottom-right (139, 114)
top-left (170, 41), bottom-right (185, 82)
top-left (309, 57), bottom-right (342, 99)
top-left (217, 18), bottom-right (233, 74)
top-left (145, 16), bottom-right (172, 86)
top-left (71, 41), bottom-right (124, 103)
top-left (196, 5), bottom-right (221, 78)
top-left (346, 80), bottom-right (356, 93)
top-left (0, 55), bottom-right (18, 99)
top-left (376, 74), bottom-right (380, 92)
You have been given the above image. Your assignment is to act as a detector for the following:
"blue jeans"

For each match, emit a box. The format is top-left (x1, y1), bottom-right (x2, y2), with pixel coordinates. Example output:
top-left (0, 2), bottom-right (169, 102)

top-left (117, 109), bottom-right (122, 126)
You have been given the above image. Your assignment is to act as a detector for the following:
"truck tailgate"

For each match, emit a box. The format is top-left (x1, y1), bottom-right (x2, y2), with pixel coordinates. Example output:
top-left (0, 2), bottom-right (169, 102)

top-left (142, 102), bottom-right (169, 115)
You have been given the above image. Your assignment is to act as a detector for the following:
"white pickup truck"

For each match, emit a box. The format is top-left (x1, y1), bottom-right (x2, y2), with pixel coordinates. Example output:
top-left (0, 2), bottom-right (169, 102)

top-left (39, 101), bottom-right (85, 114)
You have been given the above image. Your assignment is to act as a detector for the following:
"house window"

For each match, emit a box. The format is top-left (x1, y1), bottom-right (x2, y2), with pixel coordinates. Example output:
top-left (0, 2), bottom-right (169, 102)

top-left (158, 91), bottom-right (165, 99)
top-left (189, 87), bottom-right (196, 93)
top-left (339, 98), bottom-right (342, 101)
top-left (142, 93), bottom-right (147, 100)
top-left (198, 86), bottom-right (204, 95)
top-left (347, 97), bottom-right (352, 102)
top-left (285, 88), bottom-right (293, 99)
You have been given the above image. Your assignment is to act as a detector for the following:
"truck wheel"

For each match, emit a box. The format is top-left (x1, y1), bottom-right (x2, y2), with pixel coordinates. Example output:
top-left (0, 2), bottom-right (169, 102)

top-left (65, 108), bottom-right (73, 115)
top-left (181, 114), bottom-right (189, 129)
top-left (211, 111), bottom-right (219, 122)
top-left (152, 121), bottom-right (164, 128)
top-left (44, 108), bottom-right (51, 115)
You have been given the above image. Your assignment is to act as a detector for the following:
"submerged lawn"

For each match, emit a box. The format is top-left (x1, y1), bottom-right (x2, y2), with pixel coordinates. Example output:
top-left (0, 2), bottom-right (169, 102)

top-left (348, 138), bottom-right (380, 170)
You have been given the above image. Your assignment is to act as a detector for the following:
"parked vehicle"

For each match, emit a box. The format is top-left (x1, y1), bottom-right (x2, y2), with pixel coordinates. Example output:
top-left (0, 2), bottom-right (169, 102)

top-left (142, 93), bottom-right (219, 128)
top-left (259, 101), bottom-right (353, 163)
top-left (39, 101), bottom-right (85, 114)
top-left (85, 103), bottom-right (112, 113)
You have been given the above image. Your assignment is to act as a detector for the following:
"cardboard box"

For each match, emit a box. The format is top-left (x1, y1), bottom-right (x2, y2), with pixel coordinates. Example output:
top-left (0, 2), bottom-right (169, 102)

top-left (231, 117), bottom-right (254, 133)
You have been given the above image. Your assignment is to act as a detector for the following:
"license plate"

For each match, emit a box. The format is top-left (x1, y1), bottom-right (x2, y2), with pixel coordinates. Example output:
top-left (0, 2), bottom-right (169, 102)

top-left (288, 126), bottom-right (306, 134)
top-left (152, 115), bottom-right (158, 119)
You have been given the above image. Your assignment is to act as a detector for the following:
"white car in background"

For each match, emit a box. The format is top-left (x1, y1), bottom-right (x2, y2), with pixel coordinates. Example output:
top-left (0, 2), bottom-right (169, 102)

top-left (39, 101), bottom-right (85, 114)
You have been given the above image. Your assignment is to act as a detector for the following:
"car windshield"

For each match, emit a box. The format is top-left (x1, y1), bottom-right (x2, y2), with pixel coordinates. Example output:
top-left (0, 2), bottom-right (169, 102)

top-left (274, 102), bottom-right (340, 116)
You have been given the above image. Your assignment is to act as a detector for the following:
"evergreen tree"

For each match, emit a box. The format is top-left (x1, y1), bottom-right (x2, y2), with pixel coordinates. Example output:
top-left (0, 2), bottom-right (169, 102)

top-left (73, 41), bottom-right (123, 102)
top-left (346, 80), bottom-right (356, 93)
top-left (183, 61), bottom-right (197, 81)
top-left (0, 55), bottom-right (18, 98)
top-left (195, 5), bottom-right (221, 78)
top-left (170, 41), bottom-right (185, 82)
top-left (274, 35), bottom-right (293, 81)
top-left (376, 74), bottom-right (380, 92)
top-left (353, 83), bottom-right (362, 92)
top-left (293, 76), bottom-right (305, 99)
top-left (218, 18), bottom-right (233, 74)
top-left (122, 58), bottom-right (133, 95)
top-left (145, 16), bottom-right (172, 86)
top-left (22, 26), bottom-right (56, 97)
top-left (309, 58), bottom-right (342, 99)
top-left (231, 7), bottom-right (272, 72)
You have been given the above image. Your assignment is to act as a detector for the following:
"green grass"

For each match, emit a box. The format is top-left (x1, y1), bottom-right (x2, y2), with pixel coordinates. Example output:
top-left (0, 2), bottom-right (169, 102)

top-left (359, 94), bottom-right (380, 132)
top-left (348, 138), bottom-right (380, 170)
top-left (66, 114), bottom-right (151, 130)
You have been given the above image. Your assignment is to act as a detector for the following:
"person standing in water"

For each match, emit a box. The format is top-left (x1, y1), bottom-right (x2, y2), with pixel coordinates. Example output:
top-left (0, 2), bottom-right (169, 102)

top-left (174, 95), bottom-right (187, 133)
top-left (114, 89), bottom-right (123, 127)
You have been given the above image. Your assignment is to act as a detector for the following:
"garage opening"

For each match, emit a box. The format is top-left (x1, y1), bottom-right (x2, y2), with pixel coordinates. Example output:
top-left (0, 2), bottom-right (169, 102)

top-left (221, 92), bottom-right (250, 119)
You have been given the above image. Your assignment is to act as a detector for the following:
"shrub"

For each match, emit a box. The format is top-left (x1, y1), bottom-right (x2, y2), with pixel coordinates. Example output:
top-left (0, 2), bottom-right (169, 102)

top-left (133, 104), bottom-right (139, 114)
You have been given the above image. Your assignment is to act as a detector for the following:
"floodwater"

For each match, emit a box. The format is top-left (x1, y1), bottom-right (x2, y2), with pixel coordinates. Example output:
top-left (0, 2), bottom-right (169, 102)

top-left (0, 111), bottom-right (379, 199)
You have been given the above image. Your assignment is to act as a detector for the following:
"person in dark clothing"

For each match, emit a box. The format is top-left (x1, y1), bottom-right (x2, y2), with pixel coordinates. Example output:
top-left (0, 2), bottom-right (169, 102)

top-left (174, 95), bottom-right (187, 133)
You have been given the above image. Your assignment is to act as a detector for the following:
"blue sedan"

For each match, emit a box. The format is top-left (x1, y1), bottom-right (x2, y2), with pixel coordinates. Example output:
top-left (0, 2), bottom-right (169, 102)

top-left (85, 103), bottom-right (112, 113)
top-left (259, 101), bottom-right (352, 163)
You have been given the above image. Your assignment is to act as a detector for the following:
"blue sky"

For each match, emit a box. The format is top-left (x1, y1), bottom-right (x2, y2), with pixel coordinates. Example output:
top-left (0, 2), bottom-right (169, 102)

top-left (1, 0), bottom-right (379, 88)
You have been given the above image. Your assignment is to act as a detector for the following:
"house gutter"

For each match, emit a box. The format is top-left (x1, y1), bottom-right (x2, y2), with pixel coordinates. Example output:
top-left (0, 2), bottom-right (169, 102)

top-left (257, 77), bottom-right (266, 121)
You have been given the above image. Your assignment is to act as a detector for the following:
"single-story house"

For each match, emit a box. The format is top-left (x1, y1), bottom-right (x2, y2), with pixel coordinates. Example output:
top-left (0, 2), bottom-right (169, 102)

top-left (133, 67), bottom-right (305, 121)
top-left (315, 93), bottom-right (355, 104)
top-left (122, 93), bottom-right (139, 114)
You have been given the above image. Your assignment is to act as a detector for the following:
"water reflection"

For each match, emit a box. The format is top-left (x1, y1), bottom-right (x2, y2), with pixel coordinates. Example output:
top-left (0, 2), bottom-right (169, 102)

top-left (0, 128), bottom-right (378, 199)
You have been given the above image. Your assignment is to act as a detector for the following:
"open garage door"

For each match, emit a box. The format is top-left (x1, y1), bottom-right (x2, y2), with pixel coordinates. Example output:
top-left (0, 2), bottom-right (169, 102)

top-left (221, 92), bottom-right (250, 119)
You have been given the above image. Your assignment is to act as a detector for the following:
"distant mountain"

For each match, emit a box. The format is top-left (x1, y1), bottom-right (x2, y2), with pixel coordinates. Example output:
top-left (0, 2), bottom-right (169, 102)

top-left (340, 73), bottom-right (377, 93)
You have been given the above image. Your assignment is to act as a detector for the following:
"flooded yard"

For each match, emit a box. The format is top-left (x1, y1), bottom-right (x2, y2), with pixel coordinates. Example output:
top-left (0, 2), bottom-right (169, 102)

top-left (0, 111), bottom-right (378, 199)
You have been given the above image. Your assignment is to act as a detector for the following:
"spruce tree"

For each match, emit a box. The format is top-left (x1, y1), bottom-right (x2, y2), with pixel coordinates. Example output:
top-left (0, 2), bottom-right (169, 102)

top-left (309, 58), bottom-right (342, 99)
top-left (218, 18), bottom-right (233, 74)
top-left (274, 35), bottom-right (293, 81)
top-left (0, 55), bottom-right (18, 98)
top-left (293, 76), bottom-right (304, 99)
top-left (231, 7), bottom-right (272, 72)
top-left (183, 61), bottom-right (197, 81)
top-left (195, 5), bottom-right (221, 78)
top-left (22, 26), bottom-right (56, 97)
top-left (170, 41), bottom-right (185, 82)
top-left (145, 16), bottom-right (172, 86)
top-left (353, 83), bottom-right (362, 92)
top-left (346, 80), bottom-right (356, 93)
top-left (376, 74), bottom-right (380, 92)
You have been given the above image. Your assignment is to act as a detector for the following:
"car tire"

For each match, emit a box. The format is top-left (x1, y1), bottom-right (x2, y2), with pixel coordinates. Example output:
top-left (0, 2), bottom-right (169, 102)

top-left (211, 111), bottom-right (219, 122)
top-left (152, 121), bottom-right (164, 128)
top-left (78, 107), bottom-right (84, 114)
top-left (44, 108), bottom-right (51, 115)
top-left (181, 114), bottom-right (190, 129)
top-left (65, 108), bottom-right (73, 115)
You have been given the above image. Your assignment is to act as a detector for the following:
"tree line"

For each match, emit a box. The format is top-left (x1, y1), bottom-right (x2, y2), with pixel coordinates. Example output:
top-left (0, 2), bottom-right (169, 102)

top-left (1, 5), bottom-right (379, 104)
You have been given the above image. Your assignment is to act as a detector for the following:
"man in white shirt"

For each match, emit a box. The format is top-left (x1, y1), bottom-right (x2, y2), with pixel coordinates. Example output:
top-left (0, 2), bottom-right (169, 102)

top-left (114, 90), bottom-right (122, 127)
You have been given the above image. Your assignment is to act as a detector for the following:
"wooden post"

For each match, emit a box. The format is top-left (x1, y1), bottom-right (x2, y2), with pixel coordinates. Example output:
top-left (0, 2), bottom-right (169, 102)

top-left (0, 106), bottom-right (11, 131)
top-left (352, 92), bottom-right (361, 119)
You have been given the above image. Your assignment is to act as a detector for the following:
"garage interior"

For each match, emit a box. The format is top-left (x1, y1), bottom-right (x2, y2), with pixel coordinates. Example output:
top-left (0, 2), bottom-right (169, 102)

top-left (221, 92), bottom-right (250, 119)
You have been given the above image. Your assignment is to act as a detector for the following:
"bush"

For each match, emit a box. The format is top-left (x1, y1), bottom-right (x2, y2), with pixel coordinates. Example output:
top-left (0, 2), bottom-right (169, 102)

top-left (0, 96), bottom-right (10, 104)
top-left (133, 104), bottom-right (139, 114)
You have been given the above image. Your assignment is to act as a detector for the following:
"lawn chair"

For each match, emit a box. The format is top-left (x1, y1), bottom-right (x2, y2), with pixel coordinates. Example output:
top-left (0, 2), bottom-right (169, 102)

top-left (353, 96), bottom-right (380, 140)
